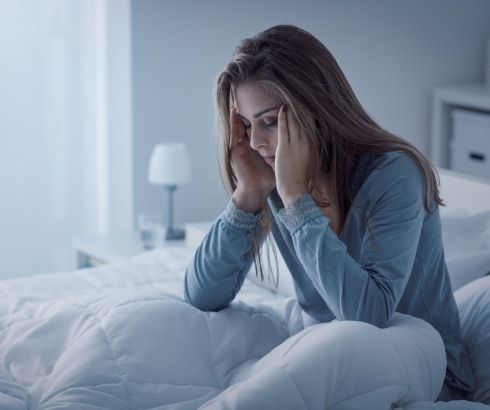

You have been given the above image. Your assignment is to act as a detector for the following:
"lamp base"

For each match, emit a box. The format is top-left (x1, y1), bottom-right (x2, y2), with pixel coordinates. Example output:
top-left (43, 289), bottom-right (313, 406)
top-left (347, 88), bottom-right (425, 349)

top-left (165, 226), bottom-right (185, 241)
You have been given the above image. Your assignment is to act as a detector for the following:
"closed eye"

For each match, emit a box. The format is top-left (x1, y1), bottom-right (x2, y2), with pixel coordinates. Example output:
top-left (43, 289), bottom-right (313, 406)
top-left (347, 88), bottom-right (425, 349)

top-left (241, 119), bottom-right (277, 131)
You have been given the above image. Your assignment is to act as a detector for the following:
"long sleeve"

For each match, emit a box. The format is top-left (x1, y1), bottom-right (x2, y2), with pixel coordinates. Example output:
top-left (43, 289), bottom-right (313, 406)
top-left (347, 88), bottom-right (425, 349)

top-left (184, 199), bottom-right (265, 312)
top-left (276, 155), bottom-right (425, 328)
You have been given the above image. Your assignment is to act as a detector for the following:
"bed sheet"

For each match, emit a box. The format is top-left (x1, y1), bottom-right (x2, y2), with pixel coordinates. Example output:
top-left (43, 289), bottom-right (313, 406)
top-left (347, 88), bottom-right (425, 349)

top-left (0, 247), bottom-right (485, 409)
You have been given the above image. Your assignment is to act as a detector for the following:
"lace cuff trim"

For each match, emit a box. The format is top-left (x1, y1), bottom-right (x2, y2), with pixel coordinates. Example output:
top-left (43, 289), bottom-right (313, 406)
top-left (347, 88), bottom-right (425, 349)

top-left (277, 193), bottom-right (323, 233)
top-left (222, 199), bottom-right (264, 232)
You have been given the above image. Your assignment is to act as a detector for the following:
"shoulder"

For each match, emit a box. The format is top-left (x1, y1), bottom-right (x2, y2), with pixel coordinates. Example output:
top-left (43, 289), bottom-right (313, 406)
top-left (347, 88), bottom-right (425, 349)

top-left (374, 150), bottom-right (420, 175)
top-left (359, 150), bottom-right (425, 206)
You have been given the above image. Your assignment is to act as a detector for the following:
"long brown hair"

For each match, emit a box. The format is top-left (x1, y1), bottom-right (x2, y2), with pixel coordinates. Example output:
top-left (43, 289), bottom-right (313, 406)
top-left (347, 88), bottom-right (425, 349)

top-left (214, 24), bottom-right (444, 285)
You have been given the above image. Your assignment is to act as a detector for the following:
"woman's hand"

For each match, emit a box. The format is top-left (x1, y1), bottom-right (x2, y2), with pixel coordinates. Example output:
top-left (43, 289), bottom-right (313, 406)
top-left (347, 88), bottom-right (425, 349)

top-left (275, 106), bottom-right (340, 233)
top-left (229, 107), bottom-right (276, 213)
top-left (275, 105), bottom-right (312, 207)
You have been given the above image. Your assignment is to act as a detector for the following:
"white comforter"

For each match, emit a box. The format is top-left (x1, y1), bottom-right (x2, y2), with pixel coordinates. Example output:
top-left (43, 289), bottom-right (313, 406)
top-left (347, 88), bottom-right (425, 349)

top-left (0, 247), bottom-right (486, 409)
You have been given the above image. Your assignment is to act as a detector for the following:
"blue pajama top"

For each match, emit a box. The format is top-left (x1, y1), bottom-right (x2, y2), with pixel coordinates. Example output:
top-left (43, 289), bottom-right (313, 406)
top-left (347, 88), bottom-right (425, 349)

top-left (184, 150), bottom-right (474, 394)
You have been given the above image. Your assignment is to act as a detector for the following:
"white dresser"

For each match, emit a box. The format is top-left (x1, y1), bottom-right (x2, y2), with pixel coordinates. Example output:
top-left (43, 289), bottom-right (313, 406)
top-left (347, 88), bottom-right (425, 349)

top-left (450, 108), bottom-right (490, 180)
top-left (431, 84), bottom-right (490, 181)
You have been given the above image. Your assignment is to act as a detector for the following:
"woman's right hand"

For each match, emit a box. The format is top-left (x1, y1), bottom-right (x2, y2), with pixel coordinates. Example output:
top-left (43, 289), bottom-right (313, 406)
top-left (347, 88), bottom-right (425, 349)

top-left (229, 106), bottom-right (276, 213)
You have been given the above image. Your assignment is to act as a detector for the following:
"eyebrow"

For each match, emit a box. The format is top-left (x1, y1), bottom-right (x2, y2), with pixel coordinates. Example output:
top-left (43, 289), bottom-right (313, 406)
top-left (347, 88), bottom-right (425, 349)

top-left (237, 105), bottom-right (281, 121)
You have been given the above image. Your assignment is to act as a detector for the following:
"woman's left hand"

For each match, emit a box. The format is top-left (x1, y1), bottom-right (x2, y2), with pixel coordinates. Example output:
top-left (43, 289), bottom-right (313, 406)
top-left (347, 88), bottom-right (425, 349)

top-left (275, 105), bottom-right (312, 207)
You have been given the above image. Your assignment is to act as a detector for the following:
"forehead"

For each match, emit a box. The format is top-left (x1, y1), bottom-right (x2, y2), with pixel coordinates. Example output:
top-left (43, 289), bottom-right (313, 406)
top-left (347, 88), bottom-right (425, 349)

top-left (234, 82), bottom-right (280, 114)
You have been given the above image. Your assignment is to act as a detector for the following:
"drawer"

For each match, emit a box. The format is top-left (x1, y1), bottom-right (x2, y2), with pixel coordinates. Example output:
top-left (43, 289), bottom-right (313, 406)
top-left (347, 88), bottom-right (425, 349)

top-left (451, 109), bottom-right (490, 147)
top-left (450, 140), bottom-right (490, 180)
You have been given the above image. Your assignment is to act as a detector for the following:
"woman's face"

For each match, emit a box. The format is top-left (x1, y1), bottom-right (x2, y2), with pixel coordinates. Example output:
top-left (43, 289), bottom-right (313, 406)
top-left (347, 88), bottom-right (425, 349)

top-left (234, 82), bottom-right (282, 169)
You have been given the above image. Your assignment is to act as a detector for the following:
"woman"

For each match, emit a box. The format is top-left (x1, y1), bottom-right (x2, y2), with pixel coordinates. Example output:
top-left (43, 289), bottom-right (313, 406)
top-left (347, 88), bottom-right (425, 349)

top-left (184, 24), bottom-right (474, 401)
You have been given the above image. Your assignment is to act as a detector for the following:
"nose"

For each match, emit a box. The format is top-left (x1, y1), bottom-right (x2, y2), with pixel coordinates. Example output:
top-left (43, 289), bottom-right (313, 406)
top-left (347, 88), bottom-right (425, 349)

top-left (249, 126), bottom-right (268, 151)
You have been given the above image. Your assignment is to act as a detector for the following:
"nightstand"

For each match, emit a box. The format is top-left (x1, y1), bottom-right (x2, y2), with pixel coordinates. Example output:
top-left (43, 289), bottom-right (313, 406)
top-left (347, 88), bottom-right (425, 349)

top-left (73, 231), bottom-right (186, 269)
top-left (430, 84), bottom-right (490, 172)
top-left (73, 222), bottom-right (213, 269)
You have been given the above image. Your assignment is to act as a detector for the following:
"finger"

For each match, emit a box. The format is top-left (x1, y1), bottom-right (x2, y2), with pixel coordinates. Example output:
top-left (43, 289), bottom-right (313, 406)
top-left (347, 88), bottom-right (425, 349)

top-left (229, 107), bottom-right (235, 150)
top-left (278, 105), bottom-right (290, 145)
top-left (229, 107), bottom-right (244, 150)
top-left (286, 105), bottom-right (300, 144)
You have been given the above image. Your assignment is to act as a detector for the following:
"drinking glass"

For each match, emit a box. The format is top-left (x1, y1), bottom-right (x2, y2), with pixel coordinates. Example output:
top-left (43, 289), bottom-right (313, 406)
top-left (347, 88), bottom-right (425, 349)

top-left (137, 211), bottom-right (165, 250)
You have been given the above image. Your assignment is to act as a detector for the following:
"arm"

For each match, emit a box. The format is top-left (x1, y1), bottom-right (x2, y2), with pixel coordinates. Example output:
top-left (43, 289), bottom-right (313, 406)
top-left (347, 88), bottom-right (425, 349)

top-left (277, 155), bottom-right (425, 328)
top-left (184, 199), bottom-right (266, 312)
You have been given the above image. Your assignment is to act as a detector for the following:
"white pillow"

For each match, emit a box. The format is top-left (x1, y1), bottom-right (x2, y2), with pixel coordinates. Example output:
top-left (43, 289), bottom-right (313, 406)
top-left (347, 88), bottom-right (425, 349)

top-left (440, 209), bottom-right (490, 291)
top-left (454, 275), bottom-right (490, 404)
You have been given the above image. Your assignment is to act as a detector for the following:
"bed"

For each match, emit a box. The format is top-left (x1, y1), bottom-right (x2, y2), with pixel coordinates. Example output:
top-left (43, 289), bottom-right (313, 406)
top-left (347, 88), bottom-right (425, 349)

top-left (0, 167), bottom-right (489, 409)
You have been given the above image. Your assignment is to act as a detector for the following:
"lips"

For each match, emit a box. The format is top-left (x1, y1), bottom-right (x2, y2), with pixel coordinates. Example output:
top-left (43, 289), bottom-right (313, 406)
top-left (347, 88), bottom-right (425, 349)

top-left (264, 156), bottom-right (275, 165)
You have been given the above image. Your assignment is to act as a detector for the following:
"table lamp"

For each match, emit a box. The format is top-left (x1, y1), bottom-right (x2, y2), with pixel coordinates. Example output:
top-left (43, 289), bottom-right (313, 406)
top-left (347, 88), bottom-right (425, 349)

top-left (148, 143), bottom-right (191, 240)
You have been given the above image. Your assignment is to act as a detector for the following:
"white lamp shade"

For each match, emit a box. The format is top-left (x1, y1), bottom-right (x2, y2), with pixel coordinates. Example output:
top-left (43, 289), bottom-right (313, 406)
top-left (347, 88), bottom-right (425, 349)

top-left (148, 143), bottom-right (192, 185)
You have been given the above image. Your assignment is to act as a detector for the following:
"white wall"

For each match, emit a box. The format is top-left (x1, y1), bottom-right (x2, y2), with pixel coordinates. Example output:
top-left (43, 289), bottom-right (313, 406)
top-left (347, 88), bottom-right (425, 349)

top-left (131, 0), bottom-right (490, 225)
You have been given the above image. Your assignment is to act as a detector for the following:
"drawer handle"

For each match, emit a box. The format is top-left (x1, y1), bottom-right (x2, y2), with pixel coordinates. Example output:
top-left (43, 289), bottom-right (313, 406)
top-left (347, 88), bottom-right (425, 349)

top-left (469, 152), bottom-right (486, 162)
